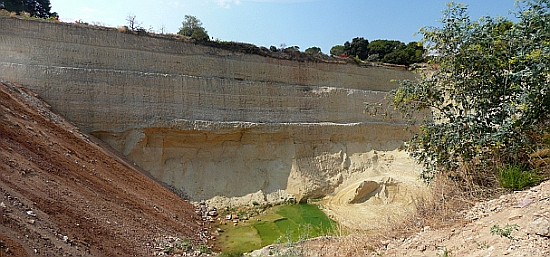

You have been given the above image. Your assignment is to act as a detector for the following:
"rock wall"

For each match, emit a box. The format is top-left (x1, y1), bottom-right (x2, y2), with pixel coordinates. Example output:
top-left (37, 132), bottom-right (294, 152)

top-left (0, 16), bottom-right (423, 206)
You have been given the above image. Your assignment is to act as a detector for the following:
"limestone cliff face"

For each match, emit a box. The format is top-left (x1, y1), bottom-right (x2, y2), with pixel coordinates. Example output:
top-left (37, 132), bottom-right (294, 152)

top-left (0, 16), bottom-right (423, 206)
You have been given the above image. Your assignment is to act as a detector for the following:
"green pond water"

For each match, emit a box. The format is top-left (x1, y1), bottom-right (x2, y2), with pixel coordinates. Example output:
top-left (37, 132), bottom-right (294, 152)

top-left (215, 203), bottom-right (337, 253)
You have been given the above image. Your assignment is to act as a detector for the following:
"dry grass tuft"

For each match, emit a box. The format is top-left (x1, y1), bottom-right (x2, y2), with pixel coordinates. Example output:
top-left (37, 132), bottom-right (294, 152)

top-left (530, 148), bottom-right (550, 168)
top-left (0, 9), bottom-right (11, 17)
top-left (117, 26), bottom-right (129, 33)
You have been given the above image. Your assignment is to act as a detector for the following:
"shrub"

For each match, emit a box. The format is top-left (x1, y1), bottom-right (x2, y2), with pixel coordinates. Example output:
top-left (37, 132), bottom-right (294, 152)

top-left (498, 164), bottom-right (544, 190)
top-left (393, 0), bottom-right (550, 182)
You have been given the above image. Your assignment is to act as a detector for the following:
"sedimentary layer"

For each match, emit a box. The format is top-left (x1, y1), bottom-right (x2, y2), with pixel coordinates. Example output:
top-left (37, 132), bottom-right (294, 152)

top-left (0, 16), bottom-right (424, 208)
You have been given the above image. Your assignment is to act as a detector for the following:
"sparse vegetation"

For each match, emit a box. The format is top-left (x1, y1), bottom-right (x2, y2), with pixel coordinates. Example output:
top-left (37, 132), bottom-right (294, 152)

top-left (125, 14), bottom-right (144, 32)
top-left (198, 244), bottom-right (212, 254)
top-left (490, 224), bottom-right (519, 240)
top-left (473, 238), bottom-right (490, 249)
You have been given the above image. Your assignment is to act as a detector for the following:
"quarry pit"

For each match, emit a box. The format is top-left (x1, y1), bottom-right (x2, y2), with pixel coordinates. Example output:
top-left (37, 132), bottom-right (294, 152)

top-left (0, 15), bottom-right (428, 229)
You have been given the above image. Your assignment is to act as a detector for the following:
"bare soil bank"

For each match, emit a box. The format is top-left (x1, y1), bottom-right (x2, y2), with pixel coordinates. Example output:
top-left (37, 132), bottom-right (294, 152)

top-left (0, 80), bottom-right (208, 256)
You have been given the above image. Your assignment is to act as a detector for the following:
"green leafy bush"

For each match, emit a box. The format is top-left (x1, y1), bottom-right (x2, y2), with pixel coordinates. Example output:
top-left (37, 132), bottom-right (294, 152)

top-left (393, 0), bottom-right (550, 182)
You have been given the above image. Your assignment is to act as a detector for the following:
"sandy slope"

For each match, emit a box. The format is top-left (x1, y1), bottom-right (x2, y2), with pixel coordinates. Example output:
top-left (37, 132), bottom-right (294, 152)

top-left (322, 150), bottom-right (431, 231)
top-left (0, 80), bottom-right (208, 256)
top-left (377, 180), bottom-right (550, 256)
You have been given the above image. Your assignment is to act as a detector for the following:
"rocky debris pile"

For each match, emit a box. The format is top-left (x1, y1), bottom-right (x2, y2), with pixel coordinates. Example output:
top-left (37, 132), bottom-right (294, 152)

top-left (195, 200), bottom-right (219, 223)
top-left (463, 182), bottom-right (550, 234)
top-left (151, 236), bottom-right (213, 257)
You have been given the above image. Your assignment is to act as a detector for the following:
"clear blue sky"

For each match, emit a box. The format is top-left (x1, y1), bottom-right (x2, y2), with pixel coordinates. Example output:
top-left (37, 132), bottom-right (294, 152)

top-left (49, 0), bottom-right (518, 54)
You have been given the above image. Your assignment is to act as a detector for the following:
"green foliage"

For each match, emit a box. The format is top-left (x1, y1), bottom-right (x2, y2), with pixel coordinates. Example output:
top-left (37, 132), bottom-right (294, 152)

top-left (179, 238), bottom-right (192, 251)
top-left (498, 164), bottom-right (544, 190)
top-left (439, 248), bottom-right (449, 257)
top-left (178, 15), bottom-right (209, 41)
top-left (344, 37), bottom-right (369, 60)
top-left (198, 245), bottom-right (212, 254)
top-left (490, 224), bottom-right (519, 240)
top-left (329, 45), bottom-right (345, 56)
top-left (191, 28), bottom-right (209, 41)
top-left (163, 245), bottom-right (173, 254)
top-left (368, 39), bottom-right (403, 59)
top-left (382, 41), bottom-right (425, 65)
top-left (340, 37), bottom-right (424, 65)
top-left (305, 46), bottom-right (321, 54)
top-left (3, 0), bottom-right (56, 18)
top-left (392, 0), bottom-right (550, 181)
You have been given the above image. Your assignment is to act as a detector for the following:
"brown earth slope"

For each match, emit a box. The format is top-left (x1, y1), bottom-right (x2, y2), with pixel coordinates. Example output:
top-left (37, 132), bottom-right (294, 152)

top-left (0, 80), bottom-right (207, 256)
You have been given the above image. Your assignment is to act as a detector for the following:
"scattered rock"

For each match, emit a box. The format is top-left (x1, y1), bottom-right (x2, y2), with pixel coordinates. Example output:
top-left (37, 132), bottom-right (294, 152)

top-left (517, 199), bottom-right (534, 208)
top-left (509, 215), bottom-right (522, 221)
top-left (530, 217), bottom-right (550, 237)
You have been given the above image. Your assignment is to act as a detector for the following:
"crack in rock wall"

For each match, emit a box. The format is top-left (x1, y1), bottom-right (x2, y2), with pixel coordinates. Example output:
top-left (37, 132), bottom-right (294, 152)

top-left (0, 16), bottom-right (425, 207)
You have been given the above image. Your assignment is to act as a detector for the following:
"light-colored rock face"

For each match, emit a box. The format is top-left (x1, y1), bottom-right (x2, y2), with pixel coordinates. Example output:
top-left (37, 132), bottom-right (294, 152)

top-left (92, 121), bottom-right (420, 207)
top-left (0, 16), bottom-right (428, 221)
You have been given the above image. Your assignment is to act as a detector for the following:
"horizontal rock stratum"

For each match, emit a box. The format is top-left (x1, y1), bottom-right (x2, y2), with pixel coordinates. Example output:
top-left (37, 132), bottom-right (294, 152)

top-left (0, 16), bottom-right (428, 226)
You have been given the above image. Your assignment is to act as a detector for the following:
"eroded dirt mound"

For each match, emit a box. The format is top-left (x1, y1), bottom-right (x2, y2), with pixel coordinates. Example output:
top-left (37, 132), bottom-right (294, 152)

top-left (0, 80), bottom-right (207, 256)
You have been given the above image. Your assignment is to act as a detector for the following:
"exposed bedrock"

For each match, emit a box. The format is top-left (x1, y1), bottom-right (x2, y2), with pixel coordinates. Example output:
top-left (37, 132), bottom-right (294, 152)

top-left (92, 121), bottom-right (417, 206)
top-left (0, 16), bottom-right (426, 210)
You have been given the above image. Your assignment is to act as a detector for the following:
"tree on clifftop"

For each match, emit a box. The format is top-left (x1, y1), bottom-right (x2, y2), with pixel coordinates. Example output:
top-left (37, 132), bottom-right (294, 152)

top-left (305, 46), bottom-right (322, 54)
top-left (329, 45), bottom-right (345, 56)
top-left (178, 15), bottom-right (209, 41)
top-left (392, 0), bottom-right (550, 182)
top-left (344, 37), bottom-right (369, 60)
top-left (2, 0), bottom-right (56, 18)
